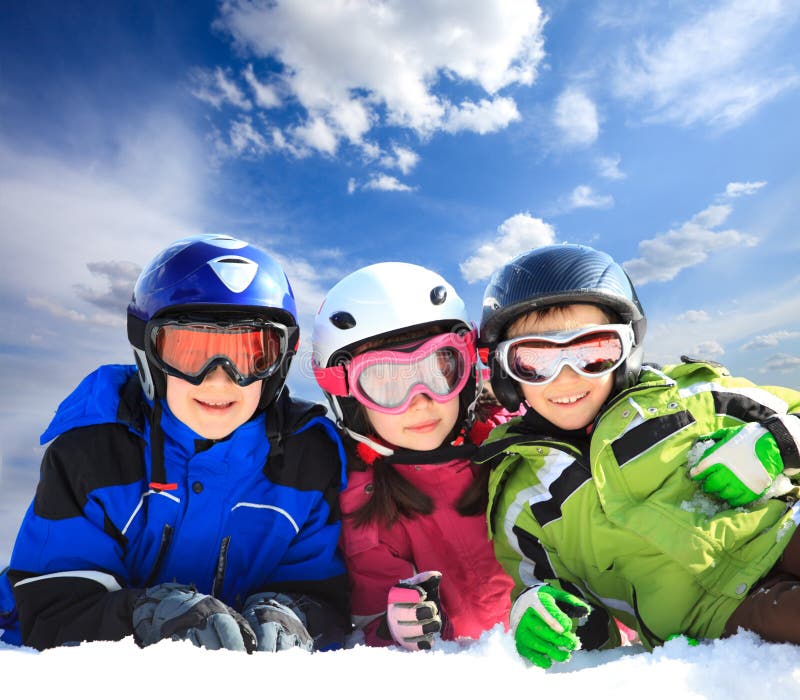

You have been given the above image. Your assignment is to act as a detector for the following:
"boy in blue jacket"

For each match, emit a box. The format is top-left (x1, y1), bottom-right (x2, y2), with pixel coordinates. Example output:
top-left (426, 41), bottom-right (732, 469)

top-left (0, 234), bottom-right (349, 652)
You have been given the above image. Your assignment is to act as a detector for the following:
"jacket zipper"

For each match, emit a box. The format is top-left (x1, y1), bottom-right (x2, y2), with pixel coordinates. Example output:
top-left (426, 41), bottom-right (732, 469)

top-left (144, 524), bottom-right (173, 587)
top-left (212, 536), bottom-right (231, 599)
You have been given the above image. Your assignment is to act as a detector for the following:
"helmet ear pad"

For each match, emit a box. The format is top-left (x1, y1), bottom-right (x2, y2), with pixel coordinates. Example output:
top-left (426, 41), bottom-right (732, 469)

top-left (258, 323), bottom-right (299, 410)
top-left (614, 343), bottom-right (644, 394)
top-left (488, 349), bottom-right (524, 412)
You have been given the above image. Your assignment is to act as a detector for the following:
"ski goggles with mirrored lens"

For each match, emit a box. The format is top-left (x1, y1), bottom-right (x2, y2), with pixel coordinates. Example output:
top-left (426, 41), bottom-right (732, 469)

top-left (315, 329), bottom-right (477, 414)
top-left (147, 318), bottom-right (290, 386)
top-left (494, 324), bottom-right (634, 386)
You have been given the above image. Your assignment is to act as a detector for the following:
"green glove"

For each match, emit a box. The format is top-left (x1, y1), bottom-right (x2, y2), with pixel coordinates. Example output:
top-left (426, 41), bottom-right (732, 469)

top-left (511, 584), bottom-right (592, 669)
top-left (688, 423), bottom-right (785, 506)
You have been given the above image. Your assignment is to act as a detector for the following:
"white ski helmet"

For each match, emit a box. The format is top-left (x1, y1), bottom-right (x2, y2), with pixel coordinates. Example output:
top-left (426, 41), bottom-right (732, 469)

top-left (312, 262), bottom-right (478, 452)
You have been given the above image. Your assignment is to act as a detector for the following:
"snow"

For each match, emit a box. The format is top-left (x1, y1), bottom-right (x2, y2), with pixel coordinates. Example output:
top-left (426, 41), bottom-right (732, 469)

top-left (3, 625), bottom-right (800, 698)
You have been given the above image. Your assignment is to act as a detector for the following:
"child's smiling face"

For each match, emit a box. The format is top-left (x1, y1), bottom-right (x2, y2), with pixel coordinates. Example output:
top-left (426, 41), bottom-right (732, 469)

top-left (166, 367), bottom-right (262, 439)
top-left (365, 393), bottom-right (460, 451)
top-left (507, 304), bottom-right (615, 431)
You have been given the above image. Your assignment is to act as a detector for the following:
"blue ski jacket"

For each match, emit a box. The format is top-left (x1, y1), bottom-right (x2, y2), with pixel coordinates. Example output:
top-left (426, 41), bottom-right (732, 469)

top-left (0, 364), bottom-right (349, 650)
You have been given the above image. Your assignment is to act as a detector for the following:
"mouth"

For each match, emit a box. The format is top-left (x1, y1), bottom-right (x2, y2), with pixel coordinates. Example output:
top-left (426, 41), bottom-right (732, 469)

top-left (406, 419), bottom-right (441, 433)
top-left (195, 398), bottom-right (235, 411)
top-left (549, 391), bottom-right (589, 406)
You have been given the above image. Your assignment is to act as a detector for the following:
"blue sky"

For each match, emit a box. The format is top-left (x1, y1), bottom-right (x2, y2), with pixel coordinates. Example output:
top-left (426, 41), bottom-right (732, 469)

top-left (1, 1), bottom-right (799, 556)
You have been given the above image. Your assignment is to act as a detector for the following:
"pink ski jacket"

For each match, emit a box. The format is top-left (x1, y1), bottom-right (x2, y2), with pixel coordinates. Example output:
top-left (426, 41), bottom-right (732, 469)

top-left (340, 456), bottom-right (513, 646)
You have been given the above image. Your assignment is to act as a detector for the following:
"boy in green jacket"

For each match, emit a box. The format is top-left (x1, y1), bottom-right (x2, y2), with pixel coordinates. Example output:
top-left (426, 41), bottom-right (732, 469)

top-left (477, 243), bottom-right (800, 668)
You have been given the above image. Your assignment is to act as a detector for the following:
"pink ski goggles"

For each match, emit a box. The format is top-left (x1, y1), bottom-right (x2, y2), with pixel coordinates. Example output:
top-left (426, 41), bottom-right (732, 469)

top-left (495, 324), bottom-right (634, 386)
top-left (314, 329), bottom-right (477, 414)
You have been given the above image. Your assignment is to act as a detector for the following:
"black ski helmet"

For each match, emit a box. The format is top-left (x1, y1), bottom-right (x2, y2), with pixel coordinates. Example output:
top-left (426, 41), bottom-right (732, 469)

top-left (479, 243), bottom-right (646, 411)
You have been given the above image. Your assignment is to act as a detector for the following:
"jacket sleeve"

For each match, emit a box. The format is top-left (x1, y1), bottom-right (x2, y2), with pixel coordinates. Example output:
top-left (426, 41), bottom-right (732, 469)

top-left (336, 468), bottom-right (418, 647)
top-left (340, 519), bottom-right (416, 647)
top-left (487, 450), bottom-right (620, 651)
top-left (259, 420), bottom-right (351, 650)
top-left (7, 425), bottom-right (145, 650)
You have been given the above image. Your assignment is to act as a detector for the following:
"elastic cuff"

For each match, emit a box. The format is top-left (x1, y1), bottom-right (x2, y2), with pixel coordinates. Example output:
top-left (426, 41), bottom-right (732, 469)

top-left (510, 585), bottom-right (542, 632)
top-left (763, 415), bottom-right (800, 472)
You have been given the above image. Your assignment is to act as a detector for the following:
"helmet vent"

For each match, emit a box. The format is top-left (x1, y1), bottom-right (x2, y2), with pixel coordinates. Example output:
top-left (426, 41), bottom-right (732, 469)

top-left (430, 285), bottom-right (447, 305)
top-left (209, 235), bottom-right (248, 250)
top-left (208, 255), bottom-right (259, 293)
top-left (329, 311), bottom-right (356, 331)
top-left (330, 311), bottom-right (356, 330)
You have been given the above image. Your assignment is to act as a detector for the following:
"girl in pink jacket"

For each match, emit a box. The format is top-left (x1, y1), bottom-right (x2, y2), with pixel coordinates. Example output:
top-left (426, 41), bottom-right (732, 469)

top-left (312, 262), bottom-right (514, 650)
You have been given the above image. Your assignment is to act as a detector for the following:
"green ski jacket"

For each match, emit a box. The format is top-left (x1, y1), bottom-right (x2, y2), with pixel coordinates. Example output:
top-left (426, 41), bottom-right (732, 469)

top-left (479, 360), bottom-right (800, 650)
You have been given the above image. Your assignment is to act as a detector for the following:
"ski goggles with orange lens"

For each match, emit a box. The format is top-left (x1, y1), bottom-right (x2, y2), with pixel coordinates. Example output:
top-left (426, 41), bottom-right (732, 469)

top-left (495, 324), bottom-right (634, 386)
top-left (147, 318), bottom-right (290, 386)
top-left (315, 329), bottom-right (477, 414)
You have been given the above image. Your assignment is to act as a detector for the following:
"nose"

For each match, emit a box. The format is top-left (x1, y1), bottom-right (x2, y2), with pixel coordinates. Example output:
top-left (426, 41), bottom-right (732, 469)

top-left (408, 392), bottom-right (433, 409)
top-left (202, 365), bottom-right (234, 385)
top-left (553, 363), bottom-right (580, 381)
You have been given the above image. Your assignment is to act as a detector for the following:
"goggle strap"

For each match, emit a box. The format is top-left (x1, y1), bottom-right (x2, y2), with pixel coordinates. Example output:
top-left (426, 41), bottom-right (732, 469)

top-left (313, 363), bottom-right (349, 397)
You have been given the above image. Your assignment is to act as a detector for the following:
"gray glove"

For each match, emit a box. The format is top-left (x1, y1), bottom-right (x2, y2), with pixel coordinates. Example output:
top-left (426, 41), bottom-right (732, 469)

top-left (133, 583), bottom-right (257, 653)
top-left (242, 592), bottom-right (314, 652)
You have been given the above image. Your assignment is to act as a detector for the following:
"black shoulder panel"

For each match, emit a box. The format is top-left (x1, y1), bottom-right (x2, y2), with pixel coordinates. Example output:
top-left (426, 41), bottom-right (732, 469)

top-left (267, 389), bottom-right (328, 437)
top-left (116, 372), bottom-right (148, 434)
top-left (264, 421), bottom-right (343, 523)
top-left (34, 424), bottom-right (146, 520)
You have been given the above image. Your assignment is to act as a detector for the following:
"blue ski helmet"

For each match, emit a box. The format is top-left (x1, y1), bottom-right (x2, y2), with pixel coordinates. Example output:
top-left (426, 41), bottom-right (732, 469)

top-left (480, 244), bottom-right (646, 410)
top-left (127, 234), bottom-right (299, 408)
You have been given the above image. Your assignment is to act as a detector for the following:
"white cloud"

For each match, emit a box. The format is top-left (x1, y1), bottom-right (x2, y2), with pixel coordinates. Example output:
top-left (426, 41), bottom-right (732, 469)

top-left (553, 88), bottom-right (599, 147)
top-left (442, 97), bottom-right (521, 135)
top-left (26, 295), bottom-right (123, 327)
top-left (190, 67), bottom-right (252, 110)
top-left (362, 174), bottom-right (414, 193)
top-left (270, 127), bottom-right (311, 158)
top-left (0, 121), bottom-right (206, 308)
top-left (694, 340), bottom-right (725, 358)
top-left (74, 261), bottom-right (142, 315)
top-left (243, 64), bottom-right (281, 108)
top-left (459, 213), bottom-right (556, 284)
top-left (569, 185), bottom-right (614, 210)
top-left (380, 145), bottom-right (420, 175)
top-left (0, 124), bottom-right (211, 485)
top-left (623, 203), bottom-right (758, 285)
top-left (212, 0), bottom-right (546, 154)
top-left (762, 352), bottom-right (800, 373)
top-left (725, 180), bottom-right (767, 198)
top-left (644, 277), bottom-right (800, 374)
top-left (742, 330), bottom-right (800, 350)
top-left (678, 310), bottom-right (711, 323)
top-left (329, 98), bottom-right (374, 144)
top-left (291, 116), bottom-right (338, 156)
top-left (227, 117), bottom-right (270, 157)
top-left (613, 0), bottom-right (800, 129)
top-left (597, 155), bottom-right (626, 180)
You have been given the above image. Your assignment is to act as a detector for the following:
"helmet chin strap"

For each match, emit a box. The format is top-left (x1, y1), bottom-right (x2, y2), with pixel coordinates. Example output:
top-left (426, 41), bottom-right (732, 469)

top-left (132, 347), bottom-right (157, 400)
top-left (327, 394), bottom-right (396, 457)
top-left (344, 424), bottom-right (395, 457)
